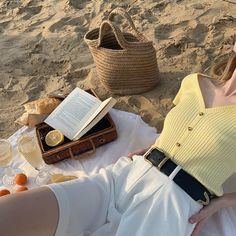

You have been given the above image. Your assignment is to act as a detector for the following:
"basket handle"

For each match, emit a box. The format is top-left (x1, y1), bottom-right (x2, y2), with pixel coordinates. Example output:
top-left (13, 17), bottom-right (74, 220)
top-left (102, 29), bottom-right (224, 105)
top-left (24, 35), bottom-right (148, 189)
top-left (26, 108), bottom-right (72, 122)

top-left (69, 139), bottom-right (96, 160)
top-left (108, 7), bottom-right (147, 42)
top-left (98, 20), bottom-right (128, 49)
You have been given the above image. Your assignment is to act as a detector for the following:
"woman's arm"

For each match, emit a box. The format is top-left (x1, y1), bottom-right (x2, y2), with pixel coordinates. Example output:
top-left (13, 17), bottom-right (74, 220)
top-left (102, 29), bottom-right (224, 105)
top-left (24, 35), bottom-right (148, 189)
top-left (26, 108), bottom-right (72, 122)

top-left (189, 192), bottom-right (236, 236)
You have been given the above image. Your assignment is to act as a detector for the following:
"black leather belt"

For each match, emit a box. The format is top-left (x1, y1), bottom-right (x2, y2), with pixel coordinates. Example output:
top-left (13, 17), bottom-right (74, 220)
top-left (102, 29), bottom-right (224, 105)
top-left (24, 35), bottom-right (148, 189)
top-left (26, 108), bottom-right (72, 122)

top-left (144, 148), bottom-right (215, 205)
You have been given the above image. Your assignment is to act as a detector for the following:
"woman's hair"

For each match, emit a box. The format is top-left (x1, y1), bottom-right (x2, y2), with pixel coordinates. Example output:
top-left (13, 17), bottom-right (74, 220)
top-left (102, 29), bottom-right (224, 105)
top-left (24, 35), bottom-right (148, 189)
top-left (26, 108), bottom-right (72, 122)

top-left (211, 50), bottom-right (236, 83)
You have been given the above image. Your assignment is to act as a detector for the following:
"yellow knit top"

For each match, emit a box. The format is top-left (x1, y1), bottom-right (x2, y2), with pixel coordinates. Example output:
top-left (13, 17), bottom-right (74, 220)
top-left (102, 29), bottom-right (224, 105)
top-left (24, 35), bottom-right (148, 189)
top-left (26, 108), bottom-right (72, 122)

top-left (153, 73), bottom-right (236, 196)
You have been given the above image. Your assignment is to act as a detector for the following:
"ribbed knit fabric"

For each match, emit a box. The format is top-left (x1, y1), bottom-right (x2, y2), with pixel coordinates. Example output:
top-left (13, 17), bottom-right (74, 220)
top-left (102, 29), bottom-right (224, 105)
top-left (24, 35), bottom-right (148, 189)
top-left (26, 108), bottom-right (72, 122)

top-left (153, 73), bottom-right (236, 196)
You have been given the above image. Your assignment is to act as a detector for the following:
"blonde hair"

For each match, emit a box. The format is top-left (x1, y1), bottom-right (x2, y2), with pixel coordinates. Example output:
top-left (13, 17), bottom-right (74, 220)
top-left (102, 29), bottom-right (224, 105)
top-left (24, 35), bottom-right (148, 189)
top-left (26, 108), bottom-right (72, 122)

top-left (211, 51), bottom-right (236, 83)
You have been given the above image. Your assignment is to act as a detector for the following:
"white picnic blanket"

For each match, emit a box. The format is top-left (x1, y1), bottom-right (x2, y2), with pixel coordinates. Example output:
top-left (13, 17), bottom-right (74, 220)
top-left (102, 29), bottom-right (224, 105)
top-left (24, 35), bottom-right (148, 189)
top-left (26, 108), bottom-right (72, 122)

top-left (3, 109), bottom-right (236, 236)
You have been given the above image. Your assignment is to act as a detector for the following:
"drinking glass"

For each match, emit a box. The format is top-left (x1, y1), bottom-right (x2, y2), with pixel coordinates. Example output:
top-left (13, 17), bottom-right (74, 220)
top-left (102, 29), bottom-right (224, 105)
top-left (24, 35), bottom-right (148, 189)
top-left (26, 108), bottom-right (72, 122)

top-left (17, 134), bottom-right (51, 185)
top-left (0, 139), bottom-right (19, 186)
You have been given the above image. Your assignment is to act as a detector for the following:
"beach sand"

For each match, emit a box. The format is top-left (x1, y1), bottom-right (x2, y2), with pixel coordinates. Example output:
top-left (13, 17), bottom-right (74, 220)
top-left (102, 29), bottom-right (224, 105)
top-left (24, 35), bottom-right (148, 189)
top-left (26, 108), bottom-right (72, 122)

top-left (0, 0), bottom-right (235, 138)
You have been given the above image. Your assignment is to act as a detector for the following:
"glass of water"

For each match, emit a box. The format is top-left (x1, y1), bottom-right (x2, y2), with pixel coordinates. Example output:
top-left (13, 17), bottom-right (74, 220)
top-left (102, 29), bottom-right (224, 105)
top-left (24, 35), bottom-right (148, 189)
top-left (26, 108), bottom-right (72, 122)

top-left (0, 139), bottom-right (20, 186)
top-left (17, 134), bottom-right (51, 185)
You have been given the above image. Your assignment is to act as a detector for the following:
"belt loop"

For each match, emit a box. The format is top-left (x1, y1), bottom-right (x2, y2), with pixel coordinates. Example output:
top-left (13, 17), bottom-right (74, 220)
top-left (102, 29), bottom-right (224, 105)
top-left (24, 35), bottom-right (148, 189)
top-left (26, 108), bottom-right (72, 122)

top-left (168, 165), bottom-right (181, 180)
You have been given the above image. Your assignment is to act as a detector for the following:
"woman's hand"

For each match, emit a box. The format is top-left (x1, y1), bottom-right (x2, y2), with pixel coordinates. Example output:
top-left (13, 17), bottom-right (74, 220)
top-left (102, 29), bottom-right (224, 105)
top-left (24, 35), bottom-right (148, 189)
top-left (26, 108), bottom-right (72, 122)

top-left (189, 192), bottom-right (236, 236)
top-left (189, 198), bottom-right (222, 236)
top-left (127, 147), bottom-right (149, 159)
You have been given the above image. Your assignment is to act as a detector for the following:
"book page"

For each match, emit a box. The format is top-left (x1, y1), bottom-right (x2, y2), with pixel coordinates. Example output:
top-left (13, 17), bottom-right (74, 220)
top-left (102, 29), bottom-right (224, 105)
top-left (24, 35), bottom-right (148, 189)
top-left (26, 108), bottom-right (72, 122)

top-left (73, 97), bottom-right (116, 140)
top-left (45, 88), bottom-right (101, 140)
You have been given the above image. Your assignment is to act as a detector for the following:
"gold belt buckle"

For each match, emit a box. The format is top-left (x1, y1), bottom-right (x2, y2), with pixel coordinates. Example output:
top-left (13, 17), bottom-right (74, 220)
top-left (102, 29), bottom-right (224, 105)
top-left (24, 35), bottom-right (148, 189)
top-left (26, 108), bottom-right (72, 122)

top-left (197, 191), bottom-right (210, 206)
top-left (144, 147), bottom-right (169, 170)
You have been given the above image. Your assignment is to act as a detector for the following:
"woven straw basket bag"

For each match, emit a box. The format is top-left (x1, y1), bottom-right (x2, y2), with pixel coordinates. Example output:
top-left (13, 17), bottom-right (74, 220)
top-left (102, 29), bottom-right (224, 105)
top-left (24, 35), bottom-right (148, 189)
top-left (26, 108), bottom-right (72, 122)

top-left (84, 8), bottom-right (159, 95)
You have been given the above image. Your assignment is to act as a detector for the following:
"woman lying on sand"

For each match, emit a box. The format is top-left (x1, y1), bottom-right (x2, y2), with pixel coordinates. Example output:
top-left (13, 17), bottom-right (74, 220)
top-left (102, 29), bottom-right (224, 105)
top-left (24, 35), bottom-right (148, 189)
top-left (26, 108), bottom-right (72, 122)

top-left (0, 43), bottom-right (236, 236)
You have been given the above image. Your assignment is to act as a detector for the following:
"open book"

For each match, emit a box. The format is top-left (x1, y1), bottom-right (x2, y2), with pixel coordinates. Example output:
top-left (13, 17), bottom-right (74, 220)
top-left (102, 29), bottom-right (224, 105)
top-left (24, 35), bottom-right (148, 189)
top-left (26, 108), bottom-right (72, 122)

top-left (45, 88), bottom-right (116, 140)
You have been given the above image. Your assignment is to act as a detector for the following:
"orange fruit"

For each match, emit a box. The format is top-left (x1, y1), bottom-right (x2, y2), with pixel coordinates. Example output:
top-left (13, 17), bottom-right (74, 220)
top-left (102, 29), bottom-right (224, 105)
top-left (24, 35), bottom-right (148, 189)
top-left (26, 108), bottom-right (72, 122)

top-left (0, 189), bottom-right (10, 196)
top-left (16, 186), bottom-right (28, 192)
top-left (15, 173), bottom-right (28, 185)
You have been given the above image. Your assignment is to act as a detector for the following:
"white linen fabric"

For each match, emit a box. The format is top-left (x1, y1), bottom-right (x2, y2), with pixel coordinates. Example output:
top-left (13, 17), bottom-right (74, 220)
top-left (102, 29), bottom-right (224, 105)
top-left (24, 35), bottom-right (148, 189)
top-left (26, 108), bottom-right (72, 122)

top-left (3, 109), bottom-right (236, 236)
top-left (49, 155), bottom-right (202, 236)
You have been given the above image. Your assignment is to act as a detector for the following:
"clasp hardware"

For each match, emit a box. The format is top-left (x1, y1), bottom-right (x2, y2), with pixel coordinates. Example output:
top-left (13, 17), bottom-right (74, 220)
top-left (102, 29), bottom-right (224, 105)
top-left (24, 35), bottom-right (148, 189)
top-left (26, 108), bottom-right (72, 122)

top-left (144, 147), bottom-right (169, 170)
top-left (157, 156), bottom-right (169, 170)
top-left (197, 191), bottom-right (210, 206)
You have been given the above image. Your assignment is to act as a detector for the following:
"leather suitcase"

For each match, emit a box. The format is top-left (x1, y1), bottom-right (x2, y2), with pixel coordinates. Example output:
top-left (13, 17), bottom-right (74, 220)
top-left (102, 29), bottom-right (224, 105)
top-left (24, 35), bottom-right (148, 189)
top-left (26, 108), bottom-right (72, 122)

top-left (35, 89), bottom-right (117, 164)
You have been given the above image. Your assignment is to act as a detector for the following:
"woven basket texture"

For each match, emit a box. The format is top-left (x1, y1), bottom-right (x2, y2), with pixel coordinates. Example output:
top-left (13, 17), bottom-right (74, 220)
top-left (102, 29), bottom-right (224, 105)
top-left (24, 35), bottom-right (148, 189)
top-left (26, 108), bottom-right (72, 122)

top-left (84, 8), bottom-right (159, 95)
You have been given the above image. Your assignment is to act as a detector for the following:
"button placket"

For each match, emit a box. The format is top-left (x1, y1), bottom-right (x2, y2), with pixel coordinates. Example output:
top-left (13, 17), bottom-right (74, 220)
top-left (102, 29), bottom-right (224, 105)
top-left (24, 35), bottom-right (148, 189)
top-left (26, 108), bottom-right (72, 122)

top-left (171, 111), bottom-right (206, 156)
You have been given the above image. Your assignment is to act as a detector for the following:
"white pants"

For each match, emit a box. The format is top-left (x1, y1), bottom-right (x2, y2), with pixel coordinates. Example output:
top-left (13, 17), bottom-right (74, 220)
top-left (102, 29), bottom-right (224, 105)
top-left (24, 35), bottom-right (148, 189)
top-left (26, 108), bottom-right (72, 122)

top-left (49, 156), bottom-right (202, 236)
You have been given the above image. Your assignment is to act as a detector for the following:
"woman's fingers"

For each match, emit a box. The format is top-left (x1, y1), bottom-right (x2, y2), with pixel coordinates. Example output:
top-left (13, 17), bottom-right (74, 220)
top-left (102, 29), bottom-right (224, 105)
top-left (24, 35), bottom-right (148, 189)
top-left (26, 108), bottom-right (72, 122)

top-left (127, 152), bottom-right (133, 158)
top-left (127, 148), bottom-right (147, 158)
top-left (127, 151), bottom-right (137, 158)
top-left (189, 198), bottom-right (220, 224)
top-left (189, 197), bottom-right (224, 236)
top-left (127, 146), bottom-right (151, 159)
top-left (189, 207), bottom-right (209, 223)
top-left (191, 217), bottom-right (208, 236)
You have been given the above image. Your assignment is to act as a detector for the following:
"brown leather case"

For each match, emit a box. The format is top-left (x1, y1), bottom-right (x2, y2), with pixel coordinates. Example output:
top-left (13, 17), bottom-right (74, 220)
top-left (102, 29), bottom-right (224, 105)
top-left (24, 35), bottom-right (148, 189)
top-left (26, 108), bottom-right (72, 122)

top-left (35, 89), bottom-right (117, 164)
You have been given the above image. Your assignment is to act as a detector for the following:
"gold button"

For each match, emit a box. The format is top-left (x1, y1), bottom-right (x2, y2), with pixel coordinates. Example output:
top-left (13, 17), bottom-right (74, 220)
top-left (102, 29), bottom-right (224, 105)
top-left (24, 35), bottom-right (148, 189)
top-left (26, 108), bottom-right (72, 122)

top-left (188, 127), bottom-right (193, 131)
top-left (199, 112), bottom-right (204, 116)
top-left (176, 142), bottom-right (181, 147)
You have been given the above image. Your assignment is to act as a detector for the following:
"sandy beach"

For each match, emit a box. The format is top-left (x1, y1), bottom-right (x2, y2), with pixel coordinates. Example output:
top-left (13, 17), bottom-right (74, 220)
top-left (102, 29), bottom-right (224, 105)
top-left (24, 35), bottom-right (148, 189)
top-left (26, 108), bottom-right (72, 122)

top-left (0, 0), bottom-right (235, 138)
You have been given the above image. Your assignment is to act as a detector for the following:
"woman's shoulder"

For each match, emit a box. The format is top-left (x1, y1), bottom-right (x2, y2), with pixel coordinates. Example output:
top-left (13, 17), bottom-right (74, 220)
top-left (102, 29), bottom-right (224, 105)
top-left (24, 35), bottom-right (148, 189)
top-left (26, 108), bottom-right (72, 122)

top-left (173, 73), bottom-right (212, 105)
top-left (178, 73), bottom-right (198, 90)
top-left (180, 73), bottom-right (212, 88)
top-left (172, 73), bottom-right (198, 105)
